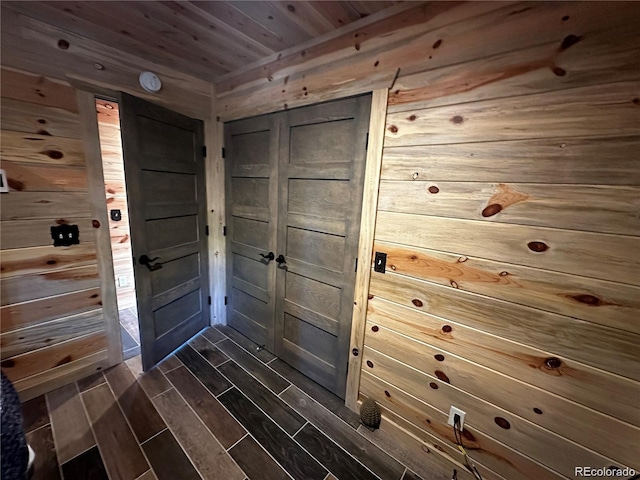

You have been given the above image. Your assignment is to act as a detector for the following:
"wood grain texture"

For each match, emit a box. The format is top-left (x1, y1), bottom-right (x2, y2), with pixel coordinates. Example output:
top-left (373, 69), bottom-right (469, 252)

top-left (1, 243), bottom-right (97, 279)
top-left (81, 382), bottom-right (150, 480)
top-left (141, 430), bottom-right (200, 480)
top-left (76, 89), bottom-right (122, 369)
top-left (373, 240), bottom-right (640, 334)
top-left (355, 407), bottom-right (478, 480)
top-left (1, 9), bottom-right (213, 119)
top-left (379, 136), bottom-right (640, 185)
top-left (375, 211), bottom-right (640, 286)
top-left (346, 88), bottom-right (388, 410)
top-left (219, 387), bottom-right (328, 480)
top-left (228, 435), bottom-right (290, 480)
top-left (281, 386), bottom-right (406, 480)
top-left (175, 345), bottom-right (231, 396)
top-left (189, 335), bottom-right (229, 367)
top-left (216, 339), bottom-right (290, 394)
top-left (366, 297), bottom-right (640, 427)
top-left (2, 331), bottom-right (107, 383)
top-left (294, 423), bottom-right (380, 480)
top-left (214, 325), bottom-right (277, 362)
top-left (365, 323), bottom-right (640, 468)
top-left (1, 309), bottom-right (103, 359)
top-left (270, 358), bottom-right (361, 429)
top-left (0, 218), bottom-right (95, 249)
top-left (385, 81), bottom-right (640, 147)
top-left (368, 271), bottom-right (640, 382)
top-left (363, 346), bottom-right (637, 476)
top-left (104, 363), bottom-right (166, 443)
top-left (377, 181), bottom-right (640, 236)
top-left (164, 365), bottom-right (246, 449)
top-left (218, 359), bottom-right (305, 435)
top-left (152, 388), bottom-right (245, 480)
top-left (1, 161), bottom-right (87, 192)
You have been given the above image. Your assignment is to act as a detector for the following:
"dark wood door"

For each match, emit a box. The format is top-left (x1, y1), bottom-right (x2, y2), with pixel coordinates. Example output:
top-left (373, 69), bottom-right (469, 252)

top-left (274, 96), bottom-right (371, 398)
top-left (119, 93), bottom-right (209, 370)
top-left (224, 114), bottom-right (279, 351)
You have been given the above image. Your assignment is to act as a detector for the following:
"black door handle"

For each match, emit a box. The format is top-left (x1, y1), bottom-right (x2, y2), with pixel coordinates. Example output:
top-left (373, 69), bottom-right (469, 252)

top-left (260, 252), bottom-right (275, 261)
top-left (139, 255), bottom-right (162, 271)
top-left (275, 254), bottom-right (286, 264)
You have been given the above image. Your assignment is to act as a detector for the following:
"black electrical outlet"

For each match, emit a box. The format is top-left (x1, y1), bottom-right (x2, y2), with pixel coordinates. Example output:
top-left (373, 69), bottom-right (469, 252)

top-left (51, 224), bottom-right (79, 247)
top-left (374, 252), bottom-right (387, 273)
top-left (110, 209), bottom-right (122, 221)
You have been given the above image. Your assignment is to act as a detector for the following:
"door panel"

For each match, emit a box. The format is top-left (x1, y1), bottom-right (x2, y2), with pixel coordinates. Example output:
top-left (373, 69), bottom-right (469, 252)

top-left (225, 115), bottom-right (279, 350)
top-left (224, 95), bottom-right (371, 398)
top-left (119, 93), bottom-right (209, 370)
top-left (275, 95), bottom-right (371, 398)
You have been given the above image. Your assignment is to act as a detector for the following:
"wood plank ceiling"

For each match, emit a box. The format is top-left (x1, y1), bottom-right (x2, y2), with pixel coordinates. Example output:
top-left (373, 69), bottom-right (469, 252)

top-left (3, 1), bottom-right (401, 82)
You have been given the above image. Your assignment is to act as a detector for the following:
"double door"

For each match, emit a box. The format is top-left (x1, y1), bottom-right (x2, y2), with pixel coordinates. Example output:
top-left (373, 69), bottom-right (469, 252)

top-left (225, 95), bottom-right (371, 398)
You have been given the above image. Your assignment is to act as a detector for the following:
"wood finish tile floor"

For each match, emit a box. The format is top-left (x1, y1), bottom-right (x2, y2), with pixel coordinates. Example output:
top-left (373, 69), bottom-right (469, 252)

top-left (22, 326), bottom-right (435, 480)
top-left (119, 308), bottom-right (140, 360)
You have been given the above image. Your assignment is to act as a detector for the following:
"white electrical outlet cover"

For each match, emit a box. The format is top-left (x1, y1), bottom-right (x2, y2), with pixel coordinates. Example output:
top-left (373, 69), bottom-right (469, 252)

top-left (447, 406), bottom-right (466, 431)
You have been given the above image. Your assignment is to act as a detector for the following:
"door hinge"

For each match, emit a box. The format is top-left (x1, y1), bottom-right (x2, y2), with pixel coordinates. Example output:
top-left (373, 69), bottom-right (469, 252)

top-left (355, 257), bottom-right (358, 272)
top-left (223, 225), bottom-right (227, 236)
top-left (208, 295), bottom-right (211, 305)
top-left (202, 145), bottom-right (207, 157)
top-left (205, 225), bottom-right (209, 236)
top-left (365, 132), bottom-right (369, 151)
top-left (224, 296), bottom-right (228, 305)
top-left (222, 147), bottom-right (226, 158)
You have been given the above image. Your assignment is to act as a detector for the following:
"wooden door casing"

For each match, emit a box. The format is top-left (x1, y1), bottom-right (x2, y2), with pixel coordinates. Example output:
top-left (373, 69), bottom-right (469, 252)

top-left (224, 95), bottom-right (371, 398)
top-left (119, 93), bottom-right (209, 370)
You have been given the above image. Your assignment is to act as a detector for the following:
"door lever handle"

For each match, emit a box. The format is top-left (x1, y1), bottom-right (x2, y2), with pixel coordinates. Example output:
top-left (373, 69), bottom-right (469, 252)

top-left (139, 254), bottom-right (162, 271)
top-left (275, 254), bottom-right (286, 264)
top-left (260, 252), bottom-right (275, 261)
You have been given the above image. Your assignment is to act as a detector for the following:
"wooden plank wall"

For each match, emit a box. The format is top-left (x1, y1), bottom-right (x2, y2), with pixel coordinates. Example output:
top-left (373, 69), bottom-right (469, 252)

top-left (0, 67), bottom-right (109, 399)
top-left (96, 99), bottom-right (136, 311)
top-left (0, 4), bottom-right (218, 397)
top-left (217, 2), bottom-right (640, 479)
top-left (363, 6), bottom-right (640, 480)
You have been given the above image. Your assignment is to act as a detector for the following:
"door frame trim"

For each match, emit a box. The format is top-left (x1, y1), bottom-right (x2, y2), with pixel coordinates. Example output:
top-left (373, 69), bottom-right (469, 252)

top-left (345, 88), bottom-right (389, 411)
top-left (76, 89), bottom-right (123, 367)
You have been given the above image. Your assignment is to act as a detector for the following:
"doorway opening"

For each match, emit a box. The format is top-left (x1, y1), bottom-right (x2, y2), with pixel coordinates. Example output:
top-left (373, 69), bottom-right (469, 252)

top-left (95, 98), bottom-right (140, 359)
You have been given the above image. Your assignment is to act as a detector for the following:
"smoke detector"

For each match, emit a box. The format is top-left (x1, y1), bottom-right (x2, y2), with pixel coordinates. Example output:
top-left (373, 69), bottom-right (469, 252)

top-left (139, 71), bottom-right (162, 93)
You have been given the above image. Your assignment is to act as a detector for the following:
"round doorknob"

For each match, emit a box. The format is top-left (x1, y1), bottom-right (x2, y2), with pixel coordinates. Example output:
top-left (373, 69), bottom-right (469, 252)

top-left (275, 254), bottom-right (286, 264)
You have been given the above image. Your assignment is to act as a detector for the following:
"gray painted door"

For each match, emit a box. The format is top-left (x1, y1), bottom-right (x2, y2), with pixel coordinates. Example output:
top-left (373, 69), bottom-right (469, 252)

top-left (224, 114), bottom-right (279, 351)
top-left (119, 93), bottom-right (209, 371)
top-left (274, 96), bottom-right (371, 398)
top-left (225, 95), bottom-right (370, 398)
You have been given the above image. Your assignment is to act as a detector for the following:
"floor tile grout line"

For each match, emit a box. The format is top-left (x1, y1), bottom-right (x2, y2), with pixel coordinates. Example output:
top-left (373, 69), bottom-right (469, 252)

top-left (278, 383), bottom-right (293, 397)
top-left (161, 356), bottom-right (291, 480)
top-left (133, 469), bottom-right (153, 480)
top-left (279, 387), bottom-right (389, 480)
top-left (149, 385), bottom-right (174, 401)
top-left (139, 427), bottom-right (168, 447)
top-left (225, 432), bottom-right (249, 452)
top-left (215, 367), bottom-right (332, 479)
top-left (209, 386), bottom-right (297, 480)
top-left (400, 466), bottom-right (408, 480)
top-left (291, 420), bottom-right (309, 438)
top-left (77, 381), bottom-right (115, 479)
top-left (151, 369), bottom-right (247, 480)
top-left (212, 339), bottom-right (294, 399)
top-left (101, 366), bottom-right (159, 476)
top-left (25, 422), bottom-right (52, 436)
top-left (76, 378), bottom-right (107, 395)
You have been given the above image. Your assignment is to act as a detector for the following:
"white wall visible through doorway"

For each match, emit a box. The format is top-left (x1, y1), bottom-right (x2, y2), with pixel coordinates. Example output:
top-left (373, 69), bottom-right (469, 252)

top-left (96, 98), bottom-right (140, 359)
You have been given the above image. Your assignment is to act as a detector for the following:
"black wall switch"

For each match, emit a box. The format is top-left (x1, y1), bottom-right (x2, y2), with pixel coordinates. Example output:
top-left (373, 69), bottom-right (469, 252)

top-left (374, 252), bottom-right (387, 273)
top-left (51, 224), bottom-right (80, 247)
top-left (110, 209), bottom-right (122, 221)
